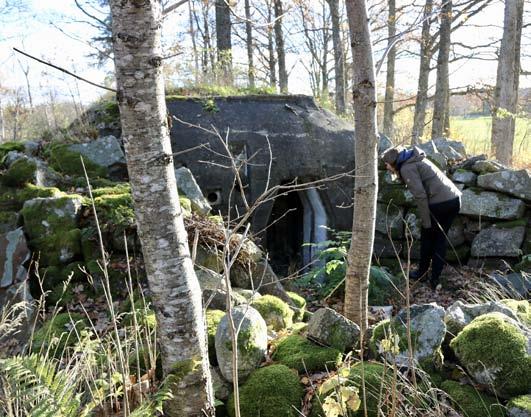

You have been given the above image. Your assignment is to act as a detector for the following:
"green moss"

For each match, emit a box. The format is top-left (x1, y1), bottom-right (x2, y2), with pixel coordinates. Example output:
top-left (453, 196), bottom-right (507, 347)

top-left (252, 295), bottom-right (294, 331)
top-left (441, 381), bottom-right (506, 417)
top-left (179, 196), bottom-right (192, 215)
top-left (0, 184), bottom-right (62, 212)
top-left (378, 184), bottom-right (415, 207)
top-left (0, 141), bottom-right (24, 162)
top-left (31, 312), bottom-right (86, 354)
top-left (500, 299), bottom-right (531, 326)
top-left (166, 85), bottom-right (277, 99)
top-left (445, 245), bottom-right (470, 263)
top-left (508, 395), bottom-right (531, 413)
top-left (272, 334), bottom-right (342, 373)
top-left (514, 254), bottom-right (531, 272)
top-left (80, 227), bottom-right (100, 261)
top-left (168, 356), bottom-right (202, 383)
top-left (46, 143), bottom-right (107, 178)
top-left (21, 195), bottom-right (82, 239)
top-left (0, 211), bottom-right (17, 228)
top-left (206, 309), bottom-right (225, 364)
top-left (31, 229), bottom-right (82, 266)
top-left (227, 364), bottom-right (304, 417)
top-left (91, 183), bottom-right (131, 197)
top-left (311, 362), bottom-right (391, 417)
top-left (292, 322), bottom-right (308, 335)
top-left (286, 291), bottom-right (307, 322)
top-left (369, 266), bottom-right (404, 306)
top-left (93, 192), bottom-right (135, 230)
top-left (450, 312), bottom-right (531, 398)
top-left (40, 262), bottom-right (86, 292)
top-left (0, 158), bottom-right (37, 186)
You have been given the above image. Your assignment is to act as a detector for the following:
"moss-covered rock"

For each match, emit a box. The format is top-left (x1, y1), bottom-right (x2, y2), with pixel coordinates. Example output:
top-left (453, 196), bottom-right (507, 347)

top-left (46, 143), bottom-right (107, 178)
top-left (286, 291), bottom-right (306, 322)
top-left (21, 195), bottom-right (83, 240)
top-left (307, 307), bottom-right (361, 352)
top-left (450, 312), bottom-right (531, 398)
top-left (227, 364), bottom-right (304, 417)
top-left (0, 141), bottom-right (25, 162)
top-left (252, 294), bottom-right (294, 331)
top-left (272, 334), bottom-right (342, 373)
top-left (93, 192), bottom-right (135, 230)
top-left (31, 312), bottom-right (87, 354)
top-left (501, 299), bottom-right (531, 326)
top-left (310, 362), bottom-right (391, 417)
top-left (507, 394), bottom-right (531, 417)
top-left (0, 157), bottom-right (37, 186)
top-left (0, 184), bottom-right (62, 211)
top-left (32, 228), bottom-right (82, 265)
top-left (206, 309), bottom-right (225, 365)
top-left (440, 380), bottom-right (506, 417)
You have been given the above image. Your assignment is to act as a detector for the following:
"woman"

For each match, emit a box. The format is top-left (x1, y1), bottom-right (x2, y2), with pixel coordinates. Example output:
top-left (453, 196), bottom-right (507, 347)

top-left (380, 145), bottom-right (462, 290)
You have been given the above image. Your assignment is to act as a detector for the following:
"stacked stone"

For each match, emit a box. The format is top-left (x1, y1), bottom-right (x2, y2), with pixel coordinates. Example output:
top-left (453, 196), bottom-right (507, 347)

top-left (376, 137), bottom-right (530, 278)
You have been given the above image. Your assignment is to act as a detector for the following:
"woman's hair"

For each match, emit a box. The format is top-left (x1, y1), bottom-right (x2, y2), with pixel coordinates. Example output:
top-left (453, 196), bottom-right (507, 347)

top-left (380, 145), bottom-right (405, 167)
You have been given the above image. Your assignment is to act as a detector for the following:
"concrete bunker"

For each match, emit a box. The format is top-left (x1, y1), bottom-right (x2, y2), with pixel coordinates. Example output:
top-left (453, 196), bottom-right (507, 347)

top-left (167, 95), bottom-right (355, 272)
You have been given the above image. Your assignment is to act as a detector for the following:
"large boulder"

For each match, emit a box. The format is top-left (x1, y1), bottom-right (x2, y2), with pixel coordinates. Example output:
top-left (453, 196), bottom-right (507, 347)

top-left (307, 307), bottom-right (360, 352)
top-left (477, 169), bottom-right (531, 202)
top-left (175, 167), bottom-right (211, 215)
top-left (445, 300), bottom-right (520, 336)
top-left (195, 267), bottom-right (227, 292)
top-left (450, 312), bottom-right (531, 398)
top-left (370, 303), bottom-right (446, 366)
top-left (471, 223), bottom-right (526, 257)
top-left (0, 281), bottom-right (34, 353)
top-left (1, 153), bottom-right (60, 188)
top-left (68, 135), bottom-right (126, 175)
top-left (378, 184), bottom-right (415, 207)
top-left (432, 137), bottom-right (467, 161)
top-left (215, 305), bottom-right (268, 382)
top-left (0, 228), bottom-right (30, 289)
top-left (472, 160), bottom-right (507, 175)
top-left (460, 189), bottom-right (526, 220)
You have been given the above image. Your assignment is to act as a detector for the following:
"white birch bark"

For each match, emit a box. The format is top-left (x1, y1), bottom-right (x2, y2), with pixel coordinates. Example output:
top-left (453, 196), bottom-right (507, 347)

top-left (108, 1), bottom-right (214, 415)
top-left (491, 0), bottom-right (524, 166)
top-left (344, 0), bottom-right (378, 331)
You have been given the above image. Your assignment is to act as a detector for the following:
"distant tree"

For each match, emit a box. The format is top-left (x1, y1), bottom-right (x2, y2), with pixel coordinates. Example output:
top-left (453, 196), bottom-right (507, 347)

top-left (327, 0), bottom-right (346, 114)
top-left (344, 0), bottom-right (378, 331)
top-left (431, 0), bottom-right (452, 138)
top-left (383, 0), bottom-right (396, 137)
top-left (491, 0), bottom-right (524, 166)
top-left (274, 0), bottom-right (288, 92)
top-left (108, 1), bottom-right (214, 416)
top-left (215, 0), bottom-right (233, 84)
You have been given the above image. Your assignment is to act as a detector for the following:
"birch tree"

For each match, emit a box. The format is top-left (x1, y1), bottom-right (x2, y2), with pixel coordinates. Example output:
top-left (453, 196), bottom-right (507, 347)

top-left (108, 1), bottom-right (214, 416)
top-left (491, 0), bottom-right (524, 166)
top-left (344, 0), bottom-right (378, 331)
top-left (383, 0), bottom-right (396, 138)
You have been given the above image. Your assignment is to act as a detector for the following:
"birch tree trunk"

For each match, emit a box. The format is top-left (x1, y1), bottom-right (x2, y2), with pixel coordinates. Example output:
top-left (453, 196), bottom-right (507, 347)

top-left (244, 0), bottom-right (255, 88)
top-left (344, 0), bottom-right (378, 332)
top-left (327, 0), bottom-right (345, 114)
top-left (108, 1), bottom-right (214, 416)
top-left (274, 0), bottom-right (288, 92)
top-left (411, 0), bottom-right (433, 144)
top-left (383, 0), bottom-right (396, 138)
top-left (491, 0), bottom-right (523, 166)
top-left (431, 0), bottom-right (452, 139)
top-left (215, 0), bottom-right (233, 85)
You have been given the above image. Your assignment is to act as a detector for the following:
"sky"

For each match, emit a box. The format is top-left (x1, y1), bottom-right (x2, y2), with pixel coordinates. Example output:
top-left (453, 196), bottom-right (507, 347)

top-left (0, 0), bottom-right (529, 106)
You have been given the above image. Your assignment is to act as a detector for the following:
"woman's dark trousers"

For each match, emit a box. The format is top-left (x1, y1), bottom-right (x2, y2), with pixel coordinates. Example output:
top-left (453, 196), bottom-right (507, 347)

top-left (419, 197), bottom-right (461, 284)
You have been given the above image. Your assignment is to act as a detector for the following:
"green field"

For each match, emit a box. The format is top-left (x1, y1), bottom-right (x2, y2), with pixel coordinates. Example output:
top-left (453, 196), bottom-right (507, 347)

top-left (450, 115), bottom-right (531, 168)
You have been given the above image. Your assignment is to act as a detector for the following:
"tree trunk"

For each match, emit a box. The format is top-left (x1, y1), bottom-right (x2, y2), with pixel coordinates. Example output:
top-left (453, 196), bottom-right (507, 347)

top-left (491, 0), bottom-right (523, 166)
top-left (244, 0), bottom-right (255, 88)
top-left (188, 0), bottom-right (200, 84)
top-left (215, 0), bottom-right (232, 85)
top-left (327, 0), bottom-right (345, 114)
top-left (108, 1), bottom-right (214, 416)
top-left (431, 0), bottom-right (452, 139)
top-left (411, 0), bottom-right (433, 144)
top-left (383, 0), bottom-right (396, 138)
top-left (274, 0), bottom-right (288, 92)
top-left (344, 0), bottom-right (378, 332)
top-left (268, 1), bottom-right (277, 89)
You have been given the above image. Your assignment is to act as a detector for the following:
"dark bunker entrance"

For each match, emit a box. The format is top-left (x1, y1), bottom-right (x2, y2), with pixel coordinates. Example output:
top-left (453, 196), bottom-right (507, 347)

top-left (266, 185), bottom-right (328, 277)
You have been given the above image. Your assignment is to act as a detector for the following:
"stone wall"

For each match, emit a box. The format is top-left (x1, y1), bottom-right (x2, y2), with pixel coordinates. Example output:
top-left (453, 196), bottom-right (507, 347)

top-left (375, 137), bottom-right (530, 273)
